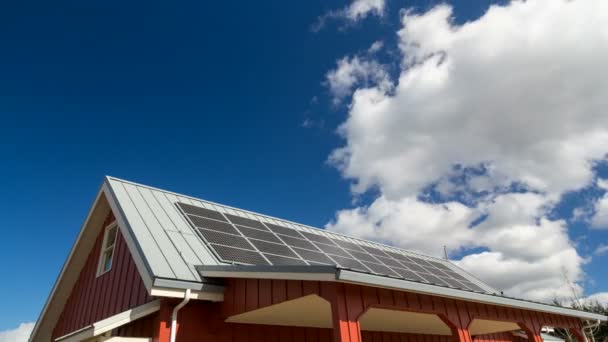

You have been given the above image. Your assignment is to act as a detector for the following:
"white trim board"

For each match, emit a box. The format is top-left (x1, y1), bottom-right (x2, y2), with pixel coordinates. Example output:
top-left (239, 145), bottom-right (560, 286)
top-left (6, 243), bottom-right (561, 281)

top-left (55, 300), bottom-right (161, 342)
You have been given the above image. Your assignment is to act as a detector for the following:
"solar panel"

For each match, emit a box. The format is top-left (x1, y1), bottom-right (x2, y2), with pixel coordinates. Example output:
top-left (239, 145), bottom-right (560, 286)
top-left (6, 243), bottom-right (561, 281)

top-left (400, 261), bottom-right (428, 273)
top-left (177, 202), bottom-right (228, 222)
top-left (188, 215), bottom-right (241, 235)
top-left (360, 245), bottom-right (391, 257)
top-left (249, 239), bottom-right (298, 258)
top-left (292, 247), bottom-right (336, 264)
top-left (265, 223), bottom-right (305, 238)
top-left (313, 242), bottom-right (353, 258)
top-left (279, 235), bottom-right (319, 251)
top-left (362, 262), bottom-right (399, 277)
top-left (347, 250), bottom-right (381, 263)
top-left (390, 267), bottom-right (428, 282)
top-left (211, 244), bottom-right (270, 265)
top-left (224, 213), bottom-right (269, 231)
top-left (235, 225), bottom-right (282, 243)
top-left (176, 202), bottom-right (489, 294)
top-left (373, 255), bottom-right (404, 269)
top-left (264, 254), bottom-right (307, 265)
top-left (329, 255), bottom-right (368, 272)
top-left (197, 229), bottom-right (254, 250)
top-left (300, 232), bottom-right (337, 246)
top-left (331, 238), bottom-right (366, 252)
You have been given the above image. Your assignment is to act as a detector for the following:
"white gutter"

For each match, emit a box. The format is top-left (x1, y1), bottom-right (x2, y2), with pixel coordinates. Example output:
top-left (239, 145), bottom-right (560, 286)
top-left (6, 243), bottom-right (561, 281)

top-left (170, 289), bottom-right (191, 342)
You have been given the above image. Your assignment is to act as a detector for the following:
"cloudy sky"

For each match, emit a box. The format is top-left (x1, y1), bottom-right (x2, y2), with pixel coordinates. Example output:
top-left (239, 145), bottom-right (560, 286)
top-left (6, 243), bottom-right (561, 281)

top-left (1, 0), bottom-right (607, 340)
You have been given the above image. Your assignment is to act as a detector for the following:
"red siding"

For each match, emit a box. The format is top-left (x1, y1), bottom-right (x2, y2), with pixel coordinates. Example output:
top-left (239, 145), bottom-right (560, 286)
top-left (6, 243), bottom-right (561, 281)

top-left (219, 279), bottom-right (584, 342)
top-left (52, 212), bottom-right (152, 339)
top-left (175, 300), bottom-right (455, 342)
top-left (474, 332), bottom-right (515, 342)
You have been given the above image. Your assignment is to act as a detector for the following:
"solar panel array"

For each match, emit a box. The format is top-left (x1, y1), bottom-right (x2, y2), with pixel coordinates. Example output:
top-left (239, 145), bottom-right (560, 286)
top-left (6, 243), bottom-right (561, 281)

top-left (176, 202), bottom-right (487, 293)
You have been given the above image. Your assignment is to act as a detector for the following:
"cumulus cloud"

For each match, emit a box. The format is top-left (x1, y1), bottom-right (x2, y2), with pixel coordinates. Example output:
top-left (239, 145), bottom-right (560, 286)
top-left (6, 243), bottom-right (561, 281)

top-left (312, 0), bottom-right (385, 32)
top-left (0, 322), bottom-right (35, 342)
top-left (591, 195), bottom-right (608, 229)
top-left (585, 292), bottom-right (608, 306)
top-left (326, 0), bottom-right (608, 302)
top-left (325, 55), bottom-right (391, 105)
top-left (368, 40), bottom-right (384, 54)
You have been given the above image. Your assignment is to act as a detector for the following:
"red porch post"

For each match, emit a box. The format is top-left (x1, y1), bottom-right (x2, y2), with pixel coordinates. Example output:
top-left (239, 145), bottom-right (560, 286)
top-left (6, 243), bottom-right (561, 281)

top-left (325, 283), bottom-right (364, 342)
top-left (569, 327), bottom-right (589, 342)
top-left (153, 298), bottom-right (173, 342)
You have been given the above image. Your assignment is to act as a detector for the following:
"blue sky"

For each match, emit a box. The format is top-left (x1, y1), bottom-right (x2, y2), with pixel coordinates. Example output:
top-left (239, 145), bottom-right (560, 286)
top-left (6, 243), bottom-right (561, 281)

top-left (1, 0), bottom-right (607, 334)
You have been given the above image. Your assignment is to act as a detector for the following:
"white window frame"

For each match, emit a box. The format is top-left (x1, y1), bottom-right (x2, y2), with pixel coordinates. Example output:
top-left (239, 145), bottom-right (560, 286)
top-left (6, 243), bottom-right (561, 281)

top-left (97, 222), bottom-right (118, 277)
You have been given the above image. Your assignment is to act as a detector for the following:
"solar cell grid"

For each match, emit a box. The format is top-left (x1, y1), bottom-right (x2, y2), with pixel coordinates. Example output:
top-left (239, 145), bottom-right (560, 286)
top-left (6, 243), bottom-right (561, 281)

top-left (300, 232), bottom-right (337, 245)
top-left (460, 281), bottom-right (486, 292)
top-left (264, 254), bottom-right (307, 265)
top-left (360, 245), bottom-right (390, 257)
top-left (224, 213), bottom-right (269, 231)
top-left (373, 255), bottom-right (404, 269)
top-left (329, 255), bottom-right (368, 272)
top-left (362, 262), bottom-right (399, 277)
top-left (384, 251), bottom-right (413, 262)
top-left (347, 250), bottom-right (381, 263)
top-left (197, 229), bottom-right (254, 250)
top-left (188, 215), bottom-right (241, 235)
top-left (426, 260), bottom-right (453, 271)
top-left (391, 267), bottom-right (428, 282)
top-left (211, 244), bottom-right (269, 265)
top-left (313, 242), bottom-right (353, 258)
top-left (249, 239), bottom-right (299, 259)
top-left (235, 225), bottom-right (282, 244)
top-left (292, 247), bottom-right (336, 264)
top-left (331, 239), bottom-right (365, 252)
top-left (265, 223), bottom-right (305, 238)
top-left (439, 277), bottom-right (465, 289)
top-left (442, 270), bottom-right (470, 282)
top-left (279, 235), bottom-right (319, 251)
top-left (420, 273), bottom-right (449, 286)
top-left (177, 202), bottom-right (228, 222)
top-left (400, 261), bottom-right (427, 273)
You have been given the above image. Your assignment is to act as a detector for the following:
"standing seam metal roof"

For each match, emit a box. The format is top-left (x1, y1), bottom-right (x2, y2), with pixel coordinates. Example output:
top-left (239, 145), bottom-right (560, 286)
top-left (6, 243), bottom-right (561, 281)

top-left (105, 176), bottom-right (497, 294)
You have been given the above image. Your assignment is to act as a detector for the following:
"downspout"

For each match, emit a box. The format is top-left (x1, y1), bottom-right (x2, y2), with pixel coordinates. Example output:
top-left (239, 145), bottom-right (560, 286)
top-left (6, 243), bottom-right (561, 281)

top-left (170, 289), bottom-right (191, 342)
top-left (581, 319), bottom-right (600, 342)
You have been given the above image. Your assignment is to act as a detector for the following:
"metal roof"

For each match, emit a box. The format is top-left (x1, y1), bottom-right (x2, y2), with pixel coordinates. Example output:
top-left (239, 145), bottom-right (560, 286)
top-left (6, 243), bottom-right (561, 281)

top-left (104, 176), bottom-right (496, 293)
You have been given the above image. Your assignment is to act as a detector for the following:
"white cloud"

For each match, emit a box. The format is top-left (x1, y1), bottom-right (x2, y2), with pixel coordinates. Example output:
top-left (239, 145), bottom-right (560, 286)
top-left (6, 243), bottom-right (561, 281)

top-left (595, 244), bottom-right (608, 256)
top-left (326, 0), bottom-right (608, 302)
top-left (325, 55), bottom-right (391, 105)
top-left (585, 292), bottom-right (608, 306)
top-left (312, 0), bottom-right (385, 32)
top-left (591, 195), bottom-right (608, 229)
top-left (368, 40), bottom-right (384, 54)
top-left (0, 322), bottom-right (35, 342)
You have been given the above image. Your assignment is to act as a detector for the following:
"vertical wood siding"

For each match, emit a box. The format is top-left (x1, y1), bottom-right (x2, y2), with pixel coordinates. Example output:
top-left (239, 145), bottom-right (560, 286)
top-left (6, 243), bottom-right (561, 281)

top-left (474, 332), bottom-right (516, 342)
top-left (174, 300), bottom-right (457, 342)
top-left (52, 212), bottom-right (152, 339)
top-left (219, 279), bottom-right (583, 342)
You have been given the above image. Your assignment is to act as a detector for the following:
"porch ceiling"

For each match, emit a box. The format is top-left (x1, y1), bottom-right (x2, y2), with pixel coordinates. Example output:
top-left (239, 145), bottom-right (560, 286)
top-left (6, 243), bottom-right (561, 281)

top-left (469, 319), bottom-right (520, 336)
top-left (359, 308), bottom-right (452, 335)
top-left (226, 294), bottom-right (333, 328)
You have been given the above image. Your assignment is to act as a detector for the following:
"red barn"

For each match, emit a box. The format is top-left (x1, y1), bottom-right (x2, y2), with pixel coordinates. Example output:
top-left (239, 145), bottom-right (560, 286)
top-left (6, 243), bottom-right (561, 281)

top-left (30, 177), bottom-right (606, 342)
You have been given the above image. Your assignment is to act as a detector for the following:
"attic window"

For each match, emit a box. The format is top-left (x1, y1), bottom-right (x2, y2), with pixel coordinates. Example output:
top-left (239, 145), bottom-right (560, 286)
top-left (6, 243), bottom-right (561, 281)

top-left (97, 223), bottom-right (118, 276)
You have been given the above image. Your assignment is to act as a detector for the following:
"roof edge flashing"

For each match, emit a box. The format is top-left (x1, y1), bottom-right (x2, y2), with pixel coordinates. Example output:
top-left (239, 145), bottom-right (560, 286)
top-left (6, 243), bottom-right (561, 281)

top-left (197, 265), bottom-right (338, 281)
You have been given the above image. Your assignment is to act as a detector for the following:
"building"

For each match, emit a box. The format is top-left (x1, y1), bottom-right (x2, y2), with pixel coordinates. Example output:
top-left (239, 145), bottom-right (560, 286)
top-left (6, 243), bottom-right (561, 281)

top-left (30, 177), bottom-right (606, 342)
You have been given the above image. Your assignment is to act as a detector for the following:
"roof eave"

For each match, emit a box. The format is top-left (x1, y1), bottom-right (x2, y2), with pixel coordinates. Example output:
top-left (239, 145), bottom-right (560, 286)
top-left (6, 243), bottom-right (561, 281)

top-left (197, 265), bottom-right (607, 322)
